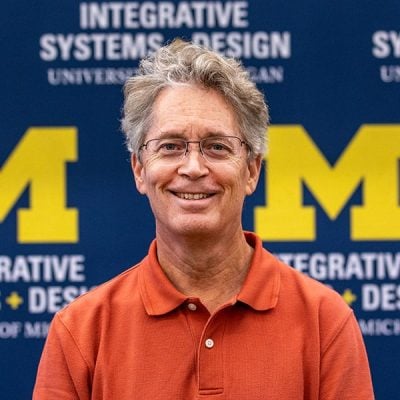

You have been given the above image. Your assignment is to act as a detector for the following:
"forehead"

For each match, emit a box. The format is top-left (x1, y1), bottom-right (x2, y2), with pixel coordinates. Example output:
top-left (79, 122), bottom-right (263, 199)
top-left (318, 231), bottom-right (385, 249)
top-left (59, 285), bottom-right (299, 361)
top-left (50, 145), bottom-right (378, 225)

top-left (149, 84), bottom-right (239, 138)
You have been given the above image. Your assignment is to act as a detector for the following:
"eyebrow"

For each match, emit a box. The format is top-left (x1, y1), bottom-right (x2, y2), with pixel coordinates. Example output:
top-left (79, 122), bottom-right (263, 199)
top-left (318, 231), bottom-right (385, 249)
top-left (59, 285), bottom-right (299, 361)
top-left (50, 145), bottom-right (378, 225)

top-left (156, 131), bottom-right (186, 139)
top-left (155, 130), bottom-right (235, 139)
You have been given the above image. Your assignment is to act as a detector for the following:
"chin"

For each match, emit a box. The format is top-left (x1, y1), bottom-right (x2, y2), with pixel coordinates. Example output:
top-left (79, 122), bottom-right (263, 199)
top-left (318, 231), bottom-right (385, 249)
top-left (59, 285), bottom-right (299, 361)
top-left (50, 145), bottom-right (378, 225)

top-left (166, 216), bottom-right (221, 237)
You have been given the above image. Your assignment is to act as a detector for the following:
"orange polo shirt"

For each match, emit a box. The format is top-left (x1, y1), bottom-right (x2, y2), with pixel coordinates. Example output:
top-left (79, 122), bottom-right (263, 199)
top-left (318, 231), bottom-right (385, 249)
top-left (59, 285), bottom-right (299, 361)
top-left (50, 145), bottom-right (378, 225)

top-left (33, 232), bottom-right (374, 399)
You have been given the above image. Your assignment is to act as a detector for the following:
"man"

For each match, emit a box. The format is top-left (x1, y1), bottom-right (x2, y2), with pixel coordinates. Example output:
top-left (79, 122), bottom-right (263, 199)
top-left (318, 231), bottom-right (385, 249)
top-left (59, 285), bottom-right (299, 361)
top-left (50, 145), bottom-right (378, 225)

top-left (33, 39), bottom-right (374, 399)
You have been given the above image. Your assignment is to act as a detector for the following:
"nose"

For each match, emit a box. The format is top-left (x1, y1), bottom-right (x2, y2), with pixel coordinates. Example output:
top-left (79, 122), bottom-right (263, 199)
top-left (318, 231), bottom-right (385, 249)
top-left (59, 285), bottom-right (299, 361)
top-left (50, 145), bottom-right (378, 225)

top-left (177, 142), bottom-right (209, 178)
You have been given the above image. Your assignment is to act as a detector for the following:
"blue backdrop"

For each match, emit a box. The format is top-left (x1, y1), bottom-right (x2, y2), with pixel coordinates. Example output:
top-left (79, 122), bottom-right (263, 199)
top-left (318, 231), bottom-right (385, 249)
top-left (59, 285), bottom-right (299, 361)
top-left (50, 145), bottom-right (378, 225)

top-left (1, 1), bottom-right (399, 398)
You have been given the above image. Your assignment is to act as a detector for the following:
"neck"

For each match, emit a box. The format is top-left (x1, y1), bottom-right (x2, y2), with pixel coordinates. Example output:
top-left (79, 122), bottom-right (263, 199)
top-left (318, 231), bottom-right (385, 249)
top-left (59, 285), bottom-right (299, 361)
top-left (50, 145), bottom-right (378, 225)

top-left (155, 228), bottom-right (253, 313)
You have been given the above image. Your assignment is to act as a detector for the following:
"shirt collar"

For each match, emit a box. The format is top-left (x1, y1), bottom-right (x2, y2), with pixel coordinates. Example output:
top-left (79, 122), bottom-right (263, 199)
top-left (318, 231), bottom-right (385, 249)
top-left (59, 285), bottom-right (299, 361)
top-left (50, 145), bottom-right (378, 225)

top-left (139, 240), bottom-right (188, 316)
top-left (139, 232), bottom-right (281, 316)
top-left (236, 232), bottom-right (280, 311)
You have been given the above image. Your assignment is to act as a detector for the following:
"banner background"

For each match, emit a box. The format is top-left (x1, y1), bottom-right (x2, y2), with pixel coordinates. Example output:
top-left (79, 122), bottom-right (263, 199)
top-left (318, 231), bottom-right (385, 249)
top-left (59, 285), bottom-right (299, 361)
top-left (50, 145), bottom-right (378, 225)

top-left (1, 1), bottom-right (399, 398)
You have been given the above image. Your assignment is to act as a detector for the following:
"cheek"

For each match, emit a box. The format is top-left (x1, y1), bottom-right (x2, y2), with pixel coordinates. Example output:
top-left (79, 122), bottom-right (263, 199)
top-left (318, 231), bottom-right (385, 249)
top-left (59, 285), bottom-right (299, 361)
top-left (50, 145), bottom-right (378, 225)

top-left (141, 163), bottom-right (174, 193)
top-left (144, 153), bottom-right (166, 167)
top-left (218, 162), bottom-right (250, 197)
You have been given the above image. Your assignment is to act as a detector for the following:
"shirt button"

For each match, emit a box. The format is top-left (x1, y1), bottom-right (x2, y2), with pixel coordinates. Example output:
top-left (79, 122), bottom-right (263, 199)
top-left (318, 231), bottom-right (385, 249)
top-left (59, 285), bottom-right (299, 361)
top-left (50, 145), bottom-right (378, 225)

top-left (205, 338), bottom-right (214, 349)
top-left (187, 303), bottom-right (197, 311)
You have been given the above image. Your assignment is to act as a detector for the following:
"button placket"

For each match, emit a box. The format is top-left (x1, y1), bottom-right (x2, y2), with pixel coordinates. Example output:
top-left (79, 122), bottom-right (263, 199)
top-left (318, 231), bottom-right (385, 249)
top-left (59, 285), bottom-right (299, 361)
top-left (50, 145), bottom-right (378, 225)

top-left (197, 310), bottom-right (228, 395)
top-left (183, 300), bottom-right (209, 351)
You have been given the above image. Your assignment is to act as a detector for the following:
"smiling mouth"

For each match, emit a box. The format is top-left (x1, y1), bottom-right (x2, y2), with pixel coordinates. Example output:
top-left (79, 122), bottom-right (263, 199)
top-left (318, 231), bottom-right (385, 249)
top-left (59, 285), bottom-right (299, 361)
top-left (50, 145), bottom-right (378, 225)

top-left (174, 192), bottom-right (213, 200)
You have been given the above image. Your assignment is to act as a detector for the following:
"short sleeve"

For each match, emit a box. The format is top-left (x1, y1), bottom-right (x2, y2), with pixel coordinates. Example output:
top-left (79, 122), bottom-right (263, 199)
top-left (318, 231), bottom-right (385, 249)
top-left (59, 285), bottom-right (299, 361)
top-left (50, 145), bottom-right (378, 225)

top-left (319, 311), bottom-right (374, 399)
top-left (33, 314), bottom-right (91, 400)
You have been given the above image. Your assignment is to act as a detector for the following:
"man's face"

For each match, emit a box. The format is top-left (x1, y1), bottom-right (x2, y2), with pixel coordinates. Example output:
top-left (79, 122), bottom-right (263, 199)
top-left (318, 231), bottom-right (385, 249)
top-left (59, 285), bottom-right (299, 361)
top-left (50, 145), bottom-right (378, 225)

top-left (131, 84), bottom-right (262, 239)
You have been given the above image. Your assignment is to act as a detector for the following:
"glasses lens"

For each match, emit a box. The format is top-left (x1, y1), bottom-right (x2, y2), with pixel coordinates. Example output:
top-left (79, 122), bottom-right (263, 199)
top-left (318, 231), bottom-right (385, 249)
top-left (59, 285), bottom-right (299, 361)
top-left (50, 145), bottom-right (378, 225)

top-left (147, 138), bottom-right (186, 161)
top-left (142, 136), bottom-right (245, 164)
top-left (201, 137), bottom-right (242, 161)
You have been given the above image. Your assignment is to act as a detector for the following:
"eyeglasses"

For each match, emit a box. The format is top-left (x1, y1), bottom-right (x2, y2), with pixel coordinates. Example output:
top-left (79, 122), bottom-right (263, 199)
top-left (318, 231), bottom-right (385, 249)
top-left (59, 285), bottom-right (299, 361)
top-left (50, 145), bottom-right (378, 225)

top-left (139, 136), bottom-right (250, 164)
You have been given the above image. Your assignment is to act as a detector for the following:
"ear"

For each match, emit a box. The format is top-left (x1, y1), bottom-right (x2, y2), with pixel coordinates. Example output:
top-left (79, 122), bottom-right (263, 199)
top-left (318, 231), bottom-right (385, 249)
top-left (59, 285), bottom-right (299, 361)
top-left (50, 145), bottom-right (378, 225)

top-left (245, 155), bottom-right (263, 195)
top-left (131, 153), bottom-right (147, 195)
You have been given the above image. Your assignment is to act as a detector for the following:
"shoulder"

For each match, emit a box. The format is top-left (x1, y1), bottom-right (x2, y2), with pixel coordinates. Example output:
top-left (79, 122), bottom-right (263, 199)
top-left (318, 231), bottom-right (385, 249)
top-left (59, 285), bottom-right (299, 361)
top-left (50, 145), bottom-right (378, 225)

top-left (44, 259), bottom-right (148, 370)
top-left (270, 251), bottom-right (355, 343)
top-left (273, 250), bottom-right (348, 310)
top-left (246, 233), bottom-right (350, 320)
top-left (56, 259), bottom-right (145, 327)
top-left (261, 248), bottom-right (353, 331)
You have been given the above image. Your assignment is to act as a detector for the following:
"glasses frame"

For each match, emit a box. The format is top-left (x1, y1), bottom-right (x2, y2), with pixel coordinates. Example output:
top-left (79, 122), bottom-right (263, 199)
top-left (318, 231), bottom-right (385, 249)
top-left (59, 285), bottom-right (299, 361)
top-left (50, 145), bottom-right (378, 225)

top-left (138, 135), bottom-right (251, 163)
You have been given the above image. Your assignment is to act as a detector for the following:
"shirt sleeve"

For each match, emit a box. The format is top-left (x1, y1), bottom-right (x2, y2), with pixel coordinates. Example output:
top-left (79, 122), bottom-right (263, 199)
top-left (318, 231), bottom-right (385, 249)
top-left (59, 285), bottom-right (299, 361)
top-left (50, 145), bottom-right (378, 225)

top-left (319, 310), bottom-right (375, 400)
top-left (32, 314), bottom-right (92, 400)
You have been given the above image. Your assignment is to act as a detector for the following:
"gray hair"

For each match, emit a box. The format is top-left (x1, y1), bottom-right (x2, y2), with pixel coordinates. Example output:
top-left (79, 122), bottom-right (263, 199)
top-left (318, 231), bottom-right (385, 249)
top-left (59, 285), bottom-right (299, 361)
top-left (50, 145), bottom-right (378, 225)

top-left (121, 39), bottom-right (269, 157)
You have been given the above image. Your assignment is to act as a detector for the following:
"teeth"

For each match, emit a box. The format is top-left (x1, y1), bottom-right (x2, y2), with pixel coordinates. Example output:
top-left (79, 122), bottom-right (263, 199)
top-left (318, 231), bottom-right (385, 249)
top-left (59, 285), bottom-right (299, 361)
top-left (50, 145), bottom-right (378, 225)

top-left (176, 193), bottom-right (210, 200)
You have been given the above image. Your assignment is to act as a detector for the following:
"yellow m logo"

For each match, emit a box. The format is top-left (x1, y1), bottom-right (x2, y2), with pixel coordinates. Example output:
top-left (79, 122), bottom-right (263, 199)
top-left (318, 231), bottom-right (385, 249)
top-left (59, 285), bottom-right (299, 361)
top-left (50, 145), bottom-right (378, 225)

top-left (0, 127), bottom-right (78, 243)
top-left (255, 125), bottom-right (400, 241)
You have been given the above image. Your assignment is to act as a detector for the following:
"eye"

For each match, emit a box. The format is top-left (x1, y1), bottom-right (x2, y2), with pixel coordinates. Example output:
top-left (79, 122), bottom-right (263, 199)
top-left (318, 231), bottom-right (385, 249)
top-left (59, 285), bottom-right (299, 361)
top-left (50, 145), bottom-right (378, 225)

top-left (203, 138), bottom-right (234, 158)
top-left (156, 139), bottom-right (186, 155)
top-left (161, 143), bottom-right (179, 150)
top-left (210, 143), bottom-right (227, 151)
